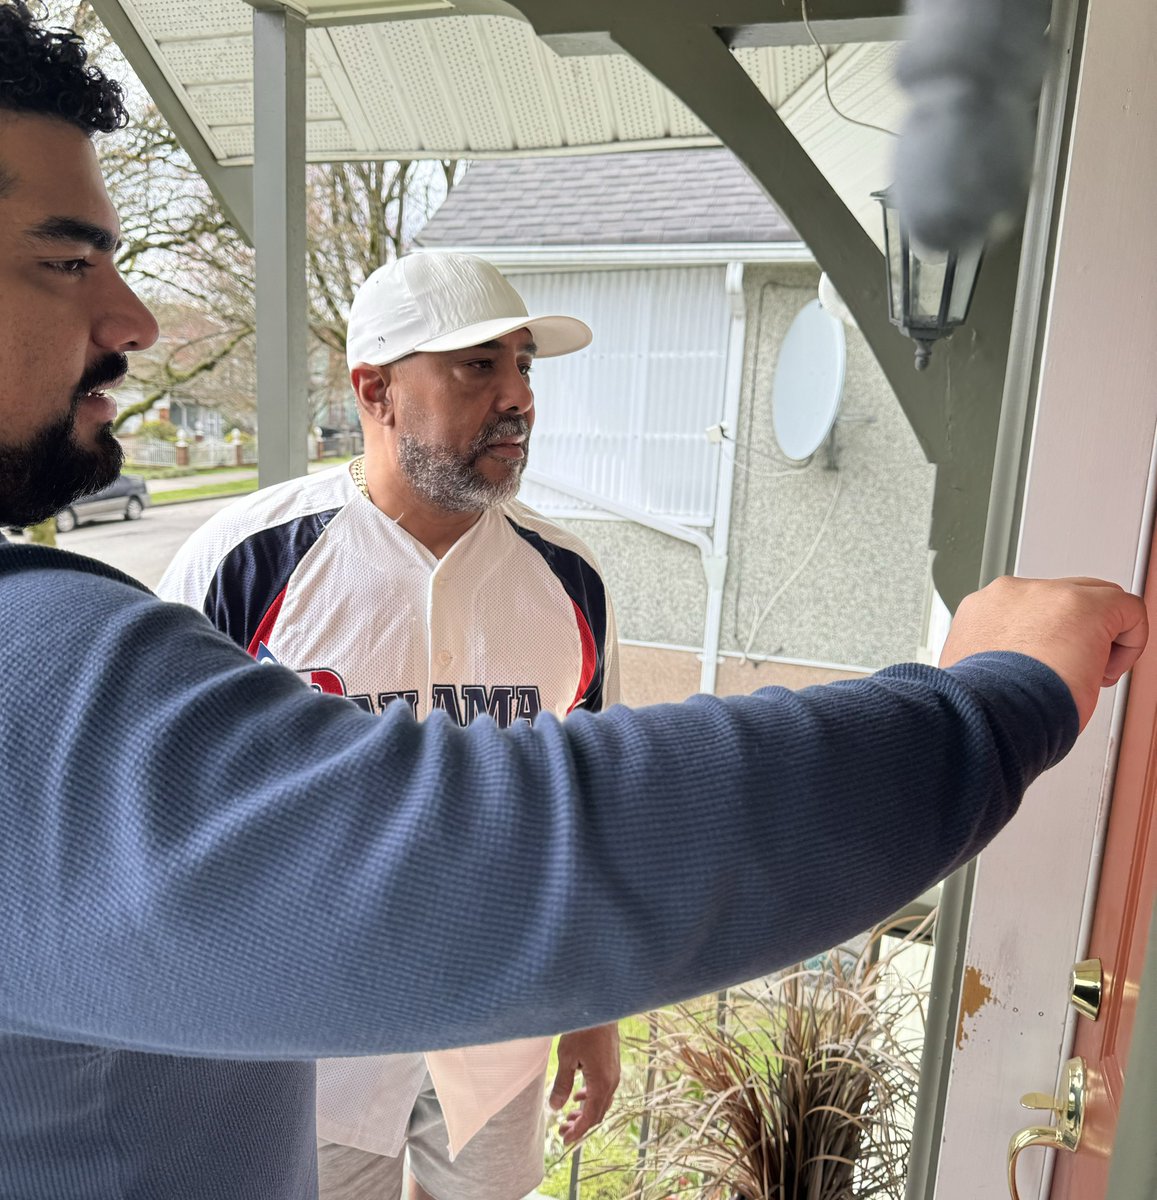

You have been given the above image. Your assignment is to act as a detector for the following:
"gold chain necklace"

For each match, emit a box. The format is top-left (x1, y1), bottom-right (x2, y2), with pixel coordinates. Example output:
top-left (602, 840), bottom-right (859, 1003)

top-left (350, 455), bottom-right (370, 500)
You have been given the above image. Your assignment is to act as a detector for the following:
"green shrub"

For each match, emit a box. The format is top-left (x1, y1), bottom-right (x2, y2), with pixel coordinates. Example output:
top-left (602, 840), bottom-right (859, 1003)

top-left (136, 419), bottom-right (180, 442)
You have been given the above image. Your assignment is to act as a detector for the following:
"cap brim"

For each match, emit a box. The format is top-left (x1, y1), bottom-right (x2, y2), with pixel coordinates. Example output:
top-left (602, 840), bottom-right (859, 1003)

top-left (414, 314), bottom-right (592, 358)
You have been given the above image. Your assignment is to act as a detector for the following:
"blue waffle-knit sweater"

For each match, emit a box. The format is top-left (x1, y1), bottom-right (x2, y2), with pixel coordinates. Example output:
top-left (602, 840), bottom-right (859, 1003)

top-left (0, 541), bottom-right (1078, 1198)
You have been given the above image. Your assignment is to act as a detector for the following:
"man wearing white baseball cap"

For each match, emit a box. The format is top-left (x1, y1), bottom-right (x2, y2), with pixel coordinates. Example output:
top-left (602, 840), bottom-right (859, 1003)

top-left (160, 252), bottom-right (621, 1200)
top-left (346, 250), bottom-right (592, 365)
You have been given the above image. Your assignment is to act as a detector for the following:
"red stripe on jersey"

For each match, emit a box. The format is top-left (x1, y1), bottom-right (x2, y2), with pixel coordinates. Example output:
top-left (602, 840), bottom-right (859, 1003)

top-left (247, 587), bottom-right (287, 658)
top-left (569, 599), bottom-right (597, 713)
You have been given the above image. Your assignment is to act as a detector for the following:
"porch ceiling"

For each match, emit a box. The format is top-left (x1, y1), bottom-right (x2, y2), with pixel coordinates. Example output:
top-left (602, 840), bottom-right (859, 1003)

top-left (92, 0), bottom-right (904, 233)
top-left (94, 0), bottom-right (902, 177)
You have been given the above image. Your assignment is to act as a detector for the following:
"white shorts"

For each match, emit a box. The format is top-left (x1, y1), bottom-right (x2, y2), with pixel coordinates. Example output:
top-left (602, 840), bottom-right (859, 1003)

top-left (317, 1071), bottom-right (547, 1200)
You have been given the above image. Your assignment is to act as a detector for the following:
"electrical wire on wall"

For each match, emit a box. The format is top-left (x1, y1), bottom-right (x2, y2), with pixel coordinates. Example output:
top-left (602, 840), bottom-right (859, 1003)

top-left (717, 426), bottom-right (813, 479)
top-left (726, 16), bottom-right (894, 659)
top-left (799, 0), bottom-right (898, 140)
top-left (741, 469), bottom-right (843, 659)
top-left (729, 278), bottom-right (852, 660)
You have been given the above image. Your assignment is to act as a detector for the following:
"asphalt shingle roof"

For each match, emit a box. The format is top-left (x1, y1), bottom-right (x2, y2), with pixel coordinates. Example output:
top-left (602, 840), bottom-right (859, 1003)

top-left (416, 148), bottom-right (798, 247)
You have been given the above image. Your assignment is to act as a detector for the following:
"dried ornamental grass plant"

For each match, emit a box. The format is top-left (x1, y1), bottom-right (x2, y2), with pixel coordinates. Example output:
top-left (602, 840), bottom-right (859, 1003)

top-left (594, 919), bottom-right (932, 1200)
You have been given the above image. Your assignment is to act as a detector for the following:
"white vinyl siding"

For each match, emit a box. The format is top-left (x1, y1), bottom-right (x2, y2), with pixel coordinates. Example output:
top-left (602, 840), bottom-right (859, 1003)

top-left (512, 267), bottom-right (731, 525)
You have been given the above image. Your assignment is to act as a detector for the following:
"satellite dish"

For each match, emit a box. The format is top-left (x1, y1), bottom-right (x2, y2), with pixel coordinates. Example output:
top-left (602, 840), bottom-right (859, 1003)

top-left (771, 299), bottom-right (847, 462)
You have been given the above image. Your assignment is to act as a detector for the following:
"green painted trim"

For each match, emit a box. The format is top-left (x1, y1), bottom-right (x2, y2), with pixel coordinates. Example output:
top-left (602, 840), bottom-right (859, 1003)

top-left (925, 231), bottom-right (1022, 608)
top-left (519, 0), bottom-right (903, 48)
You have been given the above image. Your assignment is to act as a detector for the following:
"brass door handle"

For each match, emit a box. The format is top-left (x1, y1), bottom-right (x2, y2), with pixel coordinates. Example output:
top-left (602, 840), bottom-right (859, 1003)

top-left (1007, 1057), bottom-right (1086, 1200)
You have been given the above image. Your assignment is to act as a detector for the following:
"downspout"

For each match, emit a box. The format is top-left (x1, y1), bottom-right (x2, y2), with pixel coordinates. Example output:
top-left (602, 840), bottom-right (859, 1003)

top-left (699, 262), bottom-right (746, 695)
top-left (521, 261), bottom-right (747, 697)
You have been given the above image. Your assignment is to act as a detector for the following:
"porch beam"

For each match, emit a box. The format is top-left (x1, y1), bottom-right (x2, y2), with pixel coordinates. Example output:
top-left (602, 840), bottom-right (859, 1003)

top-left (538, 17), bottom-right (931, 435)
top-left (253, 6), bottom-right (310, 487)
top-left (515, 10), bottom-right (1018, 608)
top-left (722, 15), bottom-right (907, 49)
top-left (513, 0), bottom-right (905, 53)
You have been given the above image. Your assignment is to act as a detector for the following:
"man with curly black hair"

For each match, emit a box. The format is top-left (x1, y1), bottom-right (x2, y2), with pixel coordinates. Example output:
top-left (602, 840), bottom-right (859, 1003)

top-left (0, 4), bottom-right (1148, 1200)
top-left (0, 0), bottom-right (152, 529)
top-left (0, 0), bottom-right (127, 134)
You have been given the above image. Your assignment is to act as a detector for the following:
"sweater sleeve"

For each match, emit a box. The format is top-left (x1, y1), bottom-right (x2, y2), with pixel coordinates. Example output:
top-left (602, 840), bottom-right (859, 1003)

top-left (0, 554), bottom-right (1076, 1059)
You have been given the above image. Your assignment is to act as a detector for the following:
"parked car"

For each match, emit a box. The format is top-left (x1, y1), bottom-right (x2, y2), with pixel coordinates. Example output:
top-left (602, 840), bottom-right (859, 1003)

top-left (54, 474), bottom-right (150, 533)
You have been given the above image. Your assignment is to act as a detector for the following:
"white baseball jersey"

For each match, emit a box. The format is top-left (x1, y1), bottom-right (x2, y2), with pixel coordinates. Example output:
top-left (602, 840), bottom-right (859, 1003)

top-left (157, 463), bottom-right (619, 1159)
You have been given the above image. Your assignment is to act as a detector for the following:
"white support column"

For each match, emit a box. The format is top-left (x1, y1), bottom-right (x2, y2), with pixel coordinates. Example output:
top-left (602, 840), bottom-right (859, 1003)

top-left (253, 6), bottom-right (309, 488)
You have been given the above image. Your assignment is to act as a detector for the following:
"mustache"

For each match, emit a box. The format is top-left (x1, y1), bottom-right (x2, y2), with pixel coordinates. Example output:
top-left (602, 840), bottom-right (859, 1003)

top-left (75, 353), bottom-right (129, 398)
top-left (472, 416), bottom-right (530, 453)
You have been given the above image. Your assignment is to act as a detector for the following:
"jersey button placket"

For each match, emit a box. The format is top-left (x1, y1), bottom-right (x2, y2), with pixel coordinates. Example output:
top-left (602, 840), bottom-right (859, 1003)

top-left (429, 566), bottom-right (453, 675)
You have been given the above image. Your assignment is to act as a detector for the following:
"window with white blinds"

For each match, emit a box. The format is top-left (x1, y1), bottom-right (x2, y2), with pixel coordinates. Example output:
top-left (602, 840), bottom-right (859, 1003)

top-left (512, 266), bottom-right (731, 526)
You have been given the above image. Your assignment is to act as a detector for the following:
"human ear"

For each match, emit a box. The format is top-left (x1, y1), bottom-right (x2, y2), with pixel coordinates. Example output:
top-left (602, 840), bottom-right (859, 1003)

top-left (350, 364), bottom-right (394, 428)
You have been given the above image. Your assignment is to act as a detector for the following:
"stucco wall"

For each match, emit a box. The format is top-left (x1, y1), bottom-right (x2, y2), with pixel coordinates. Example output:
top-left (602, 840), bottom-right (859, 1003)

top-left (721, 264), bottom-right (936, 669)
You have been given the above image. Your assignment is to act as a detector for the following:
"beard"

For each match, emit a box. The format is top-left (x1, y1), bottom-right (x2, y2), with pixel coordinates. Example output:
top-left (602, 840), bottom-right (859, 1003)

top-left (0, 355), bottom-right (126, 529)
top-left (397, 415), bottom-right (530, 513)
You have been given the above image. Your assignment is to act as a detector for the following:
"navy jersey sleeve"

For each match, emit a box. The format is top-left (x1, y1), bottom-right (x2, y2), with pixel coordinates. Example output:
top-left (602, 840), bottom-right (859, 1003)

top-left (157, 509), bottom-right (340, 654)
top-left (507, 517), bottom-right (611, 712)
top-left (200, 513), bottom-right (338, 653)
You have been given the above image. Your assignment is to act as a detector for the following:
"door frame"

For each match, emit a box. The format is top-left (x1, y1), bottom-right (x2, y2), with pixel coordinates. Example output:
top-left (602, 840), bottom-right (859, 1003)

top-left (905, 0), bottom-right (1088, 1191)
top-left (927, 0), bottom-right (1157, 1195)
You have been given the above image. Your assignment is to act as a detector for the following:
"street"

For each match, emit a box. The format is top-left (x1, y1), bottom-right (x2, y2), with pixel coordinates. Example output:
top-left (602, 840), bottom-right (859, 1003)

top-left (33, 496), bottom-right (238, 588)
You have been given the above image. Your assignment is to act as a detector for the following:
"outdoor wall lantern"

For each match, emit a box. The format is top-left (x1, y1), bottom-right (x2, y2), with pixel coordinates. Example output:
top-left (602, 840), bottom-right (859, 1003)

top-left (872, 189), bottom-right (984, 371)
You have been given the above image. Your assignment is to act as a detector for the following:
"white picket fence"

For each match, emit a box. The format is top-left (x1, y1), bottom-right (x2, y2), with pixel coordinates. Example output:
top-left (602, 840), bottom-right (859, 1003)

top-left (124, 437), bottom-right (258, 469)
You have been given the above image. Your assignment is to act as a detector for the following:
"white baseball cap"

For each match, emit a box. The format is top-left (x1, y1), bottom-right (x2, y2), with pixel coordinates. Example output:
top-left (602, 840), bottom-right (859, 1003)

top-left (346, 252), bottom-right (592, 369)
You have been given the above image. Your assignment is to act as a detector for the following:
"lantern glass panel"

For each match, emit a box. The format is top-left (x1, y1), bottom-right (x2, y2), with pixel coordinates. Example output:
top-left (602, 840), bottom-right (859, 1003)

top-left (888, 206), bottom-right (907, 321)
top-left (909, 251), bottom-right (950, 328)
top-left (881, 199), bottom-right (904, 321)
top-left (947, 242), bottom-right (984, 324)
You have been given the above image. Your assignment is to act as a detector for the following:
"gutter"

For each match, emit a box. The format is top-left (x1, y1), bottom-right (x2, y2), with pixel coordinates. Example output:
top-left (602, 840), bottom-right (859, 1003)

top-left (415, 242), bottom-right (813, 270)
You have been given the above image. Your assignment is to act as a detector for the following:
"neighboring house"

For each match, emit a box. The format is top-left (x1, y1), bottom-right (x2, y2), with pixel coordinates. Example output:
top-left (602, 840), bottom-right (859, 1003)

top-left (119, 304), bottom-right (255, 440)
top-left (418, 148), bottom-right (937, 704)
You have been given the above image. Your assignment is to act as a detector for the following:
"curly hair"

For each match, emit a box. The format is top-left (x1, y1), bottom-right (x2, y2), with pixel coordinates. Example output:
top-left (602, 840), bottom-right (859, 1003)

top-left (0, 0), bottom-right (127, 134)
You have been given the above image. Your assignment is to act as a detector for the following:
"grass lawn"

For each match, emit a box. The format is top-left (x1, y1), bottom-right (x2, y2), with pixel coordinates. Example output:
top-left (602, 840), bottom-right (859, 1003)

top-left (151, 479), bottom-right (260, 506)
top-left (148, 457), bottom-right (354, 506)
top-left (537, 991), bottom-right (807, 1199)
top-left (128, 463), bottom-right (256, 480)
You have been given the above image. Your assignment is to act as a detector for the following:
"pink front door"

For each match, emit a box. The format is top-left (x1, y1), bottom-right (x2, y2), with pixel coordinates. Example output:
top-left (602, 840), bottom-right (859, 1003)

top-left (1048, 539), bottom-right (1157, 1198)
